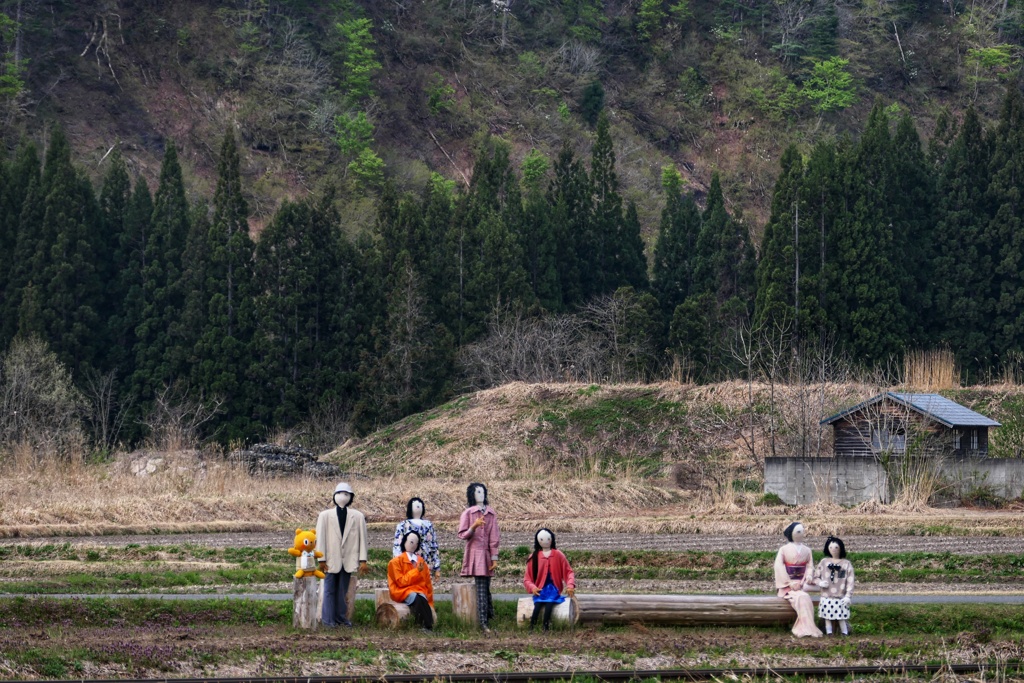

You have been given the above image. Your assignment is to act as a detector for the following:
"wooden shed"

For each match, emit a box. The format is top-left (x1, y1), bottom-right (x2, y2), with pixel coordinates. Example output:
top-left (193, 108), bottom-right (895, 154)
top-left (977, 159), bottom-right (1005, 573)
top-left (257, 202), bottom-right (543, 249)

top-left (820, 392), bottom-right (1001, 458)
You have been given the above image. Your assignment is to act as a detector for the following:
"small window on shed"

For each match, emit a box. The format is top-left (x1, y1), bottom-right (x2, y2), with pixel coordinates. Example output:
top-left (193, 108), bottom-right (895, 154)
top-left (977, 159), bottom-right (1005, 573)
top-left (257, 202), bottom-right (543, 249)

top-left (970, 430), bottom-right (979, 450)
top-left (953, 430), bottom-right (961, 449)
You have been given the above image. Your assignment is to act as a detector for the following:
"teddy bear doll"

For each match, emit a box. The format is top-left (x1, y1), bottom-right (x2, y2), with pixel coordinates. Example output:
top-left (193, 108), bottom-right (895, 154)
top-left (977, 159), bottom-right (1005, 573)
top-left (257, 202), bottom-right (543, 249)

top-left (289, 528), bottom-right (326, 579)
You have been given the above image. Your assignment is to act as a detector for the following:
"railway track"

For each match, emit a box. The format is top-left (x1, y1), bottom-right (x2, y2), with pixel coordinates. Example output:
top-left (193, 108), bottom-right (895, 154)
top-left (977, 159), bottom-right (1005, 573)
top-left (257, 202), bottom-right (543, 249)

top-left (12, 662), bottom-right (1020, 683)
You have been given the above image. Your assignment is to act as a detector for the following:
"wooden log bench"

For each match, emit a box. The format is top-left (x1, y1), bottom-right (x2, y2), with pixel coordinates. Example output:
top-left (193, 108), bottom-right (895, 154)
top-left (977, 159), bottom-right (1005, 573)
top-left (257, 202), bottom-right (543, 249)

top-left (515, 596), bottom-right (578, 628)
top-left (374, 588), bottom-right (438, 629)
top-left (567, 594), bottom-right (812, 627)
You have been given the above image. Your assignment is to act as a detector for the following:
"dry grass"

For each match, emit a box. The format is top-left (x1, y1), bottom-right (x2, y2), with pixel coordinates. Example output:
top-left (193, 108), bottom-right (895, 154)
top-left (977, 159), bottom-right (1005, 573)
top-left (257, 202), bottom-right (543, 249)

top-left (903, 349), bottom-right (960, 391)
top-left (3, 379), bottom-right (1024, 538)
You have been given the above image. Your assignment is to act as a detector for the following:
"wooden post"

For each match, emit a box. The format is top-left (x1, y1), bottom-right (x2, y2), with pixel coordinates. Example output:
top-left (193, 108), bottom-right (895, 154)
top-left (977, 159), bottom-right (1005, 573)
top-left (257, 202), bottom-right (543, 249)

top-left (293, 576), bottom-right (319, 630)
top-left (515, 596), bottom-right (577, 628)
top-left (452, 582), bottom-right (478, 625)
top-left (573, 594), bottom-right (806, 626)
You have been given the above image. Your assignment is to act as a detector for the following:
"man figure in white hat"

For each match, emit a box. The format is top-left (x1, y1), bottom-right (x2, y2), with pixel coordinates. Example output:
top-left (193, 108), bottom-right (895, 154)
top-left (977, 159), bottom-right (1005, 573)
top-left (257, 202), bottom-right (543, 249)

top-left (315, 482), bottom-right (368, 627)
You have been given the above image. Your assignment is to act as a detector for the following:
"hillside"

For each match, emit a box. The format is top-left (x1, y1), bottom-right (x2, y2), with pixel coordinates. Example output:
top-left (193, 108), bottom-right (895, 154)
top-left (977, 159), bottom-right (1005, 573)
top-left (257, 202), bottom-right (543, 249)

top-left (327, 380), bottom-right (1024, 487)
top-left (7, 0), bottom-right (1020, 236)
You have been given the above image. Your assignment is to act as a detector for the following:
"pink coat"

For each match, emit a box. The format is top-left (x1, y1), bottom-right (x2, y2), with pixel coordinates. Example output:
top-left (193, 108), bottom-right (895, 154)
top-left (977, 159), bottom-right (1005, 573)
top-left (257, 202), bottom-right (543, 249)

top-left (458, 505), bottom-right (500, 577)
top-left (524, 549), bottom-right (575, 594)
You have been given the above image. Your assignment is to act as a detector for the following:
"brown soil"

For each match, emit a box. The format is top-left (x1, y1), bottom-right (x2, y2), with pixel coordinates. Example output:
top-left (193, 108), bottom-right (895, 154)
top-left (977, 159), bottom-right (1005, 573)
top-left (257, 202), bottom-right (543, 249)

top-left (2, 623), bottom-right (1020, 680)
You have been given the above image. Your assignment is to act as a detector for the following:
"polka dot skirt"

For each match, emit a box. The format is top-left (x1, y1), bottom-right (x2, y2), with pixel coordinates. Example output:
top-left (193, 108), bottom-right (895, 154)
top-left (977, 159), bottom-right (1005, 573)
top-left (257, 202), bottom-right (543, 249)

top-left (819, 597), bottom-right (850, 621)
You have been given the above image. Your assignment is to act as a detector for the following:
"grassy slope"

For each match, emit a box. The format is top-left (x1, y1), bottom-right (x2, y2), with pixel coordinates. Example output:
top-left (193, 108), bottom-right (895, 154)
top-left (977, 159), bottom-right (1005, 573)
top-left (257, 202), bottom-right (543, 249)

top-left (20, 0), bottom-right (1016, 242)
top-left (328, 380), bottom-right (1024, 483)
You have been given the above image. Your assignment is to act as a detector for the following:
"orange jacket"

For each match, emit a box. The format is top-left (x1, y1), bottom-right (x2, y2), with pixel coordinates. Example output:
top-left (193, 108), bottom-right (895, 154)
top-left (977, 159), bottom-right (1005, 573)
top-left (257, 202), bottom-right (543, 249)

top-left (387, 553), bottom-right (434, 606)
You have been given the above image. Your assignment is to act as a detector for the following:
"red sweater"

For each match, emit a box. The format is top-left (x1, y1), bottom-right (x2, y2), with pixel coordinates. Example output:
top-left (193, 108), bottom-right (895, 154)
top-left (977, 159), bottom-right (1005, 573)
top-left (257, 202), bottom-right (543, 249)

top-left (524, 549), bottom-right (575, 594)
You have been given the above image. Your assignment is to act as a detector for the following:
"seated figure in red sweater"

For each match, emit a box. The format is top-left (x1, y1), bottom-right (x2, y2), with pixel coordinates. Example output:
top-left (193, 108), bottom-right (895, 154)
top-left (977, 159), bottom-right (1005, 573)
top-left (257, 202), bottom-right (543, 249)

top-left (523, 528), bottom-right (575, 631)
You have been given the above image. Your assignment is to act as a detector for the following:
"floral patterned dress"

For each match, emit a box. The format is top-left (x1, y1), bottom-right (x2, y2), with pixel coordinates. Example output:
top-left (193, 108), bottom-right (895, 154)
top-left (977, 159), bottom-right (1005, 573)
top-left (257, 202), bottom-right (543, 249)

top-left (393, 518), bottom-right (441, 573)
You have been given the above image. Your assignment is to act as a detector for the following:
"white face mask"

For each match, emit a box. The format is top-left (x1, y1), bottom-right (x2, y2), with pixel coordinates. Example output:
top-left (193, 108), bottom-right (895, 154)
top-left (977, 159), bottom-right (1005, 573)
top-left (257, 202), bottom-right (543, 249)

top-left (473, 486), bottom-right (486, 506)
top-left (791, 524), bottom-right (805, 543)
top-left (404, 535), bottom-right (420, 554)
top-left (537, 530), bottom-right (552, 550)
top-left (828, 541), bottom-right (841, 559)
top-left (334, 492), bottom-right (351, 508)
top-left (411, 500), bottom-right (424, 520)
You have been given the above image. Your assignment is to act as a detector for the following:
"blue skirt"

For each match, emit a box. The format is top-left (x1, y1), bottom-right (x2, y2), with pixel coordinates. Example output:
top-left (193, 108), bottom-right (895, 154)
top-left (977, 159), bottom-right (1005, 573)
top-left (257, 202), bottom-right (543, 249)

top-left (533, 578), bottom-right (565, 604)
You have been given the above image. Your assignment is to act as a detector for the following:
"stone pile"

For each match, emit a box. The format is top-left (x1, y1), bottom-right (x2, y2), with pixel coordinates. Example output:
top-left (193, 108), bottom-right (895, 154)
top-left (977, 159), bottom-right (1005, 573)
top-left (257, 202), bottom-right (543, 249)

top-left (230, 443), bottom-right (342, 478)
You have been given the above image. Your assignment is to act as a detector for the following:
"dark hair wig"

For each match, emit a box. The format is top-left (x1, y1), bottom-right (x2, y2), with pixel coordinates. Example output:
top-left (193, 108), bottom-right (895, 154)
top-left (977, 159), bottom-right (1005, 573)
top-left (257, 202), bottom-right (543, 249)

top-left (400, 530), bottom-right (422, 553)
top-left (823, 535), bottom-right (847, 559)
top-left (529, 528), bottom-right (557, 584)
top-left (783, 521), bottom-right (802, 542)
top-left (466, 482), bottom-right (488, 507)
top-left (406, 497), bottom-right (426, 520)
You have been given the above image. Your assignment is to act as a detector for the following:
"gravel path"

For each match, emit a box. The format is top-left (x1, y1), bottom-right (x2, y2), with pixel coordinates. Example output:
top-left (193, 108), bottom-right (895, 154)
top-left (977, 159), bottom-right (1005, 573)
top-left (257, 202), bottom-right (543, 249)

top-left (10, 530), bottom-right (1023, 554)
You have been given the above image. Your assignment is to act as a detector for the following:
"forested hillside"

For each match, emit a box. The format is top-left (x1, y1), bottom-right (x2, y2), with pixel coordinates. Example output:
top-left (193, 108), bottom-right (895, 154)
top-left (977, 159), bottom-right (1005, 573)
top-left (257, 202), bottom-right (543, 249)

top-left (0, 0), bottom-right (1022, 450)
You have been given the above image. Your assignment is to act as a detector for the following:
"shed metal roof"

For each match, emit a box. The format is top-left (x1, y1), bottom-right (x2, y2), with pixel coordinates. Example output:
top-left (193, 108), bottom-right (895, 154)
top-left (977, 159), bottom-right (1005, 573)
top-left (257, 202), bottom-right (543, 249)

top-left (820, 392), bottom-right (1001, 428)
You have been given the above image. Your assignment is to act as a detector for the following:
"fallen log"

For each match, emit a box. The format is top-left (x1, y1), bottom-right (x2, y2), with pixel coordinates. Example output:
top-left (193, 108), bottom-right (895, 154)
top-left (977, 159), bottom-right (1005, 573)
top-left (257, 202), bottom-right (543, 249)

top-left (573, 594), bottom-right (810, 626)
top-left (374, 588), bottom-right (437, 629)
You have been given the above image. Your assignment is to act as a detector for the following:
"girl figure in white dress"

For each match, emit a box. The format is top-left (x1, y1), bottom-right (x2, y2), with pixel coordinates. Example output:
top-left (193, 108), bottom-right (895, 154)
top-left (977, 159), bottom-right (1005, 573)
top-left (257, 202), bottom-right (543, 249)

top-left (815, 535), bottom-right (854, 636)
top-left (392, 497), bottom-right (441, 580)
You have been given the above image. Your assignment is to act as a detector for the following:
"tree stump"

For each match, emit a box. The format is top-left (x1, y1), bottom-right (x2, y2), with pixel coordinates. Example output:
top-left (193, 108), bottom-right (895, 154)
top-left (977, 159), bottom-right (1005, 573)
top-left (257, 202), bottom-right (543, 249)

top-left (515, 596), bottom-right (577, 628)
top-left (374, 588), bottom-right (436, 629)
top-left (452, 582), bottom-right (478, 625)
top-left (293, 576), bottom-right (319, 630)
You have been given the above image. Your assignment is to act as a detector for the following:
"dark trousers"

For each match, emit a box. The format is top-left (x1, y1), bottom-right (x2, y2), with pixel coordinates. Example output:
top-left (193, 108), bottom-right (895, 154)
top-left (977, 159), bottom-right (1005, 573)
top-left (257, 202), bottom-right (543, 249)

top-left (408, 593), bottom-right (434, 630)
top-left (322, 570), bottom-right (352, 626)
top-left (475, 576), bottom-right (494, 627)
top-left (530, 602), bottom-right (555, 630)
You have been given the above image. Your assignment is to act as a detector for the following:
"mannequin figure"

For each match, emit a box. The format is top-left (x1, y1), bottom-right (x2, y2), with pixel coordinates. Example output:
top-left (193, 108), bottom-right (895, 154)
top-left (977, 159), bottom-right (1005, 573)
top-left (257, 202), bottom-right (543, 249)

top-left (387, 531), bottom-right (435, 630)
top-left (457, 482), bottom-right (500, 631)
top-left (393, 497), bottom-right (441, 580)
top-left (315, 482), bottom-right (369, 627)
top-left (773, 521), bottom-right (822, 638)
top-left (523, 528), bottom-right (575, 631)
top-left (815, 536), bottom-right (854, 636)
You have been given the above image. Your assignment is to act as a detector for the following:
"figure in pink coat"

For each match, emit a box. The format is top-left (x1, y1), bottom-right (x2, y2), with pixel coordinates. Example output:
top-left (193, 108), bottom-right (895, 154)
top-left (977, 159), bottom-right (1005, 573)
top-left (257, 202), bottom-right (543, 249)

top-left (458, 482), bottom-right (500, 631)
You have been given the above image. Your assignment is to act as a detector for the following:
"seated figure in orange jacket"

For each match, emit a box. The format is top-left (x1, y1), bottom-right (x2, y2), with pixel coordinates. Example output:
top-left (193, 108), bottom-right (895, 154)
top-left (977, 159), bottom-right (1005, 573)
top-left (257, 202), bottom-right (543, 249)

top-left (387, 530), bottom-right (434, 630)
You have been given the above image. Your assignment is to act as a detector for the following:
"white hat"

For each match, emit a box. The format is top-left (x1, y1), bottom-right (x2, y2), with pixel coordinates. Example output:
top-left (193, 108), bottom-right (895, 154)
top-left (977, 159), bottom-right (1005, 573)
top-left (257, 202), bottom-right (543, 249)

top-left (334, 482), bottom-right (354, 494)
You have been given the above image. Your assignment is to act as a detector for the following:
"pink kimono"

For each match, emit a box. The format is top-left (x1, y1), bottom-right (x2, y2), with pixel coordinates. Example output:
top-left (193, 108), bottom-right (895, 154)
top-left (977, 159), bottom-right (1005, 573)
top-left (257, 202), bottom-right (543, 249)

top-left (457, 505), bottom-right (500, 576)
top-left (774, 542), bottom-right (823, 638)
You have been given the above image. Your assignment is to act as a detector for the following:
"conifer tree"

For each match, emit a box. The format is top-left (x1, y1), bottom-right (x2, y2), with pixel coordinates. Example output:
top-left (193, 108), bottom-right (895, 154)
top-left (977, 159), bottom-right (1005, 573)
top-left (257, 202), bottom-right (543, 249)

top-left (97, 149), bottom-right (132, 371)
top-left (931, 107), bottom-right (994, 376)
top-left (191, 130), bottom-right (257, 440)
top-left (548, 145), bottom-right (589, 307)
top-left (253, 196), bottom-right (348, 428)
top-left (754, 145), bottom-right (803, 334)
top-left (520, 153), bottom-right (562, 311)
top-left (986, 87), bottom-right (1024, 365)
top-left (589, 112), bottom-right (629, 296)
top-left (828, 103), bottom-right (906, 363)
top-left (652, 166), bottom-right (701, 319)
top-left (35, 127), bottom-right (104, 373)
top-left (691, 172), bottom-right (726, 298)
top-left (116, 179), bottom-right (153, 373)
top-left (0, 143), bottom-right (39, 313)
top-left (131, 141), bottom-right (191, 406)
top-left (798, 139), bottom-right (845, 343)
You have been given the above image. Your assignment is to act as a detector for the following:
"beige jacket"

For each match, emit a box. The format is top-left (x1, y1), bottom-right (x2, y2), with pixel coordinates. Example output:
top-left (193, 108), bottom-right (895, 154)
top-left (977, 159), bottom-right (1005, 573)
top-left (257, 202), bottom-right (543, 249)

top-left (315, 506), bottom-right (368, 574)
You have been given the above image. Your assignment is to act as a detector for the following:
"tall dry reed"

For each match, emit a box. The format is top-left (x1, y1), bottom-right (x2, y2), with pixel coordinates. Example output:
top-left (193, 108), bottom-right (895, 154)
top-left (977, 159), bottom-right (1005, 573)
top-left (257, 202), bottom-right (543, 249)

top-left (903, 349), bottom-right (959, 391)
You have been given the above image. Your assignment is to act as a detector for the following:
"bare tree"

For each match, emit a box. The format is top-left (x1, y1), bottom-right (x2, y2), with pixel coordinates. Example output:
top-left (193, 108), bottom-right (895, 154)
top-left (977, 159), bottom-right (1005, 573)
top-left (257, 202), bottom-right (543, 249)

top-left (82, 367), bottom-right (133, 452)
top-left (141, 384), bottom-right (224, 452)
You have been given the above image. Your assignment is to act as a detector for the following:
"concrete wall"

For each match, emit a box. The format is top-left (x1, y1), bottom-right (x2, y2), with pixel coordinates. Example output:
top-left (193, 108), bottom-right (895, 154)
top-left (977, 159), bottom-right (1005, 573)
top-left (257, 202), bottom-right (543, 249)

top-left (765, 456), bottom-right (1024, 505)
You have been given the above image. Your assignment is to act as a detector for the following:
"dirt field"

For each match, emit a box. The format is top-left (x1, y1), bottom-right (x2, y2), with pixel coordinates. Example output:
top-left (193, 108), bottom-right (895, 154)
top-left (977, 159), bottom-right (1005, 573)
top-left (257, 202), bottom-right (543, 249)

top-left (2, 621), bottom-right (1020, 680)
